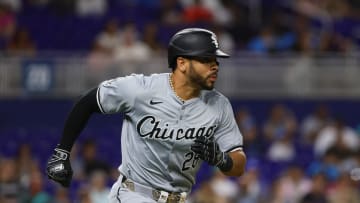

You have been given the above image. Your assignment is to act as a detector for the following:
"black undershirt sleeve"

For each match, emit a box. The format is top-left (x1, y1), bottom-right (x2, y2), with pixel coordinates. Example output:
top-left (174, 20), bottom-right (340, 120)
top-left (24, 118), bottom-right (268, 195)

top-left (58, 87), bottom-right (101, 151)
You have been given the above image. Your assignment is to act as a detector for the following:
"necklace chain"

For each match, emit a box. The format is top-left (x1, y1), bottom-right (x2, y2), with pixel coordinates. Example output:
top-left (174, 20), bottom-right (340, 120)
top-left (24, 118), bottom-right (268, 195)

top-left (169, 73), bottom-right (185, 103)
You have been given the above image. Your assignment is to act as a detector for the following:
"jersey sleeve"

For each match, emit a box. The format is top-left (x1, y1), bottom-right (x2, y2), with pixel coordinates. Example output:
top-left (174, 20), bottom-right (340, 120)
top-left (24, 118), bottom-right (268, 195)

top-left (96, 74), bottom-right (143, 114)
top-left (215, 98), bottom-right (243, 152)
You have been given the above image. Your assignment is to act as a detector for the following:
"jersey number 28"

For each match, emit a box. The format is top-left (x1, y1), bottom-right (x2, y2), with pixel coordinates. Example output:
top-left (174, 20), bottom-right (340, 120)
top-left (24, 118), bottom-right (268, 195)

top-left (182, 151), bottom-right (200, 171)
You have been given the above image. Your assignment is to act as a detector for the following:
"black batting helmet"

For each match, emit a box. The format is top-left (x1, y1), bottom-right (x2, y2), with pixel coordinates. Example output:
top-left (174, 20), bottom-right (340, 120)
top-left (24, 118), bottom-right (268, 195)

top-left (168, 28), bottom-right (230, 69)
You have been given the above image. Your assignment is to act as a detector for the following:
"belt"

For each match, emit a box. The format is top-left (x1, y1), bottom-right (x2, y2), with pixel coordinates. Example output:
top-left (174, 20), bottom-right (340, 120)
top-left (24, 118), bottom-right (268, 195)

top-left (120, 175), bottom-right (187, 203)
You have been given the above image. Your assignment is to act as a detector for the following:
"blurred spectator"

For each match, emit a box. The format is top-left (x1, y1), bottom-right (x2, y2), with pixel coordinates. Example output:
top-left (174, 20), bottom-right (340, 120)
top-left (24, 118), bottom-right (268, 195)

top-left (248, 11), bottom-right (298, 54)
top-left (326, 0), bottom-right (349, 19)
top-left (267, 138), bottom-right (296, 162)
top-left (269, 11), bottom-right (298, 52)
top-left (247, 25), bottom-right (277, 54)
top-left (307, 147), bottom-right (341, 182)
top-left (264, 104), bottom-right (297, 141)
top-left (294, 0), bottom-right (359, 53)
top-left (0, 0), bottom-right (22, 12)
top-left (300, 104), bottom-right (332, 144)
top-left (87, 41), bottom-right (114, 69)
top-left (268, 179), bottom-right (281, 203)
top-left (28, 166), bottom-right (52, 203)
top-left (142, 22), bottom-right (165, 55)
top-left (188, 181), bottom-right (217, 203)
top-left (295, 0), bottom-right (333, 21)
top-left (263, 104), bottom-right (297, 162)
top-left (235, 108), bottom-right (261, 158)
top-left (271, 165), bottom-right (312, 203)
top-left (235, 159), bottom-right (262, 203)
top-left (88, 170), bottom-right (110, 203)
top-left (113, 22), bottom-right (151, 62)
top-left (328, 173), bottom-right (360, 203)
top-left (227, 4), bottom-right (253, 49)
top-left (77, 184), bottom-right (92, 203)
top-left (53, 187), bottom-right (70, 203)
top-left (0, 0), bottom-right (356, 54)
top-left (300, 173), bottom-right (329, 203)
top-left (320, 31), bottom-right (353, 53)
top-left (86, 41), bottom-right (114, 85)
top-left (190, 169), bottom-right (237, 203)
top-left (339, 149), bottom-right (360, 175)
top-left (201, 0), bottom-right (235, 26)
top-left (182, 0), bottom-right (213, 24)
top-left (0, 158), bottom-right (27, 202)
top-left (95, 19), bottom-right (123, 55)
top-left (209, 170), bottom-right (239, 203)
top-left (314, 116), bottom-right (359, 157)
top-left (70, 143), bottom-right (86, 182)
top-left (6, 27), bottom-right (36, 56)
top-left (81, 139), bottom-right (110, 177)
top-left (15, 143), bottom-right (38, 190)
top-left (76, 0), bottom-right (107, 17)
top-left (291, 13), bottom-right (316, 54)
top-left (159, 0), bottom-right (184, 26)
top-left (0, 2), bottom-right (16, 44)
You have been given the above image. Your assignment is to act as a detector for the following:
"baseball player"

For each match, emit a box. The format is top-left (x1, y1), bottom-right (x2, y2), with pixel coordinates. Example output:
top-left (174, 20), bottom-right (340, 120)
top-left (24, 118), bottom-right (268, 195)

top-left (46, 28), bottom-right (246, 203)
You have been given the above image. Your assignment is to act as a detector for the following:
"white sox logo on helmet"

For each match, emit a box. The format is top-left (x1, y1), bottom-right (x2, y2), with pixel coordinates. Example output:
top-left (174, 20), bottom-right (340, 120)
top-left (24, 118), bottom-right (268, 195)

top-left (211, 34), bottom-right (219, 48)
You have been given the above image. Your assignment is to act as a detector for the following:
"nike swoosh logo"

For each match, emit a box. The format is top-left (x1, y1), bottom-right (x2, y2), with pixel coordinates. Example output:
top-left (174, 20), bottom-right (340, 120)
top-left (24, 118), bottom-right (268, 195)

top-left (150, 100), bottom-right (163, 105)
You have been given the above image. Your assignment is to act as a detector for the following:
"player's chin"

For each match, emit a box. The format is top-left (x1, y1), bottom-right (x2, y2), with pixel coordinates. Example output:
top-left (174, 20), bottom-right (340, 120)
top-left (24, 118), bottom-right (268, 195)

top-left (204, 81), bottom-right (215, 90)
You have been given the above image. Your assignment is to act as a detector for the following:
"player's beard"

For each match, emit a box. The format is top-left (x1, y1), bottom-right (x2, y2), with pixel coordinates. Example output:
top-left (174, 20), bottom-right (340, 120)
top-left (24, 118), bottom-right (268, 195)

top-left (188, 61), bottom-right (216, 90)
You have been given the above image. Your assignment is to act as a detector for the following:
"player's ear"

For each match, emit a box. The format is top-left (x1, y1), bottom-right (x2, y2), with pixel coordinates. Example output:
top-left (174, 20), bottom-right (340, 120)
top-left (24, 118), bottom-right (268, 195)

top-left (177, 57), bottom-right (187, 73)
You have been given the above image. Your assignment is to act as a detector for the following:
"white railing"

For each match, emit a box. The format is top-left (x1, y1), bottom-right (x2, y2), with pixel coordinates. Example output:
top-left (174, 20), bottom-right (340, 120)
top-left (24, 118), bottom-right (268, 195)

top-left (0, 52), bottom-right (359, 99)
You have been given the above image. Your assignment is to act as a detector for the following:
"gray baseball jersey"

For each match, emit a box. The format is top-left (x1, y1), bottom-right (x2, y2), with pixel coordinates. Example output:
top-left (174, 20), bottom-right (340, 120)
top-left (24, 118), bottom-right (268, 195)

top-left (96, 73), bottom-right (243, 193)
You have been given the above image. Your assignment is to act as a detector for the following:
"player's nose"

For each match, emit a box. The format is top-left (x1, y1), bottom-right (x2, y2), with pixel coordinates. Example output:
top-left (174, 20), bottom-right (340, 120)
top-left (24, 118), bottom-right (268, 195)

top-left (210, 63), bottom-right (219, 71)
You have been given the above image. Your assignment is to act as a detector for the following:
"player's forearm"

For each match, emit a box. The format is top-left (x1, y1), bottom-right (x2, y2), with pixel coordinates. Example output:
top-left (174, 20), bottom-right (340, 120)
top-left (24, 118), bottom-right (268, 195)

top-left (222, 150), bottom-right (246, 176)
top-left (58, 87), bottom-right (101, 151)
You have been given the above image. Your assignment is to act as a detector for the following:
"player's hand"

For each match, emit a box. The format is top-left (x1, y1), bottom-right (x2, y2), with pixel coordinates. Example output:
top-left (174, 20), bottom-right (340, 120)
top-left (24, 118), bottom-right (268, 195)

top-left (191, 136), bottom-right (224, 166)
top-left (46, 147), bottom-right (73, 187)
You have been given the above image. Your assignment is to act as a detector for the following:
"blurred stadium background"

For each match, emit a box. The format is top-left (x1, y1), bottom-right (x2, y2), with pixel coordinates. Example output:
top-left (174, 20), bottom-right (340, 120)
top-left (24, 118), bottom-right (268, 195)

top-left (0, 0), bottom-right (360, 203)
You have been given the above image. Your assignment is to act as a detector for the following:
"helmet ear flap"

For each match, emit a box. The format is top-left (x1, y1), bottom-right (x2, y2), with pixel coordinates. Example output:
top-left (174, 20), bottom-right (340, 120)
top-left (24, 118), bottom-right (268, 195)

top-left (169, 57), bottom-right (177, 70)
top-left (168, 45), bottom-right (178, 69)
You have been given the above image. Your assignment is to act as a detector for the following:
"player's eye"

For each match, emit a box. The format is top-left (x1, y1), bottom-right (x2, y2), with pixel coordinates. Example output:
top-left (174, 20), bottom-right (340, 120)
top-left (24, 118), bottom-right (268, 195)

top-left (188, 57), bottom-right (219, 66)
